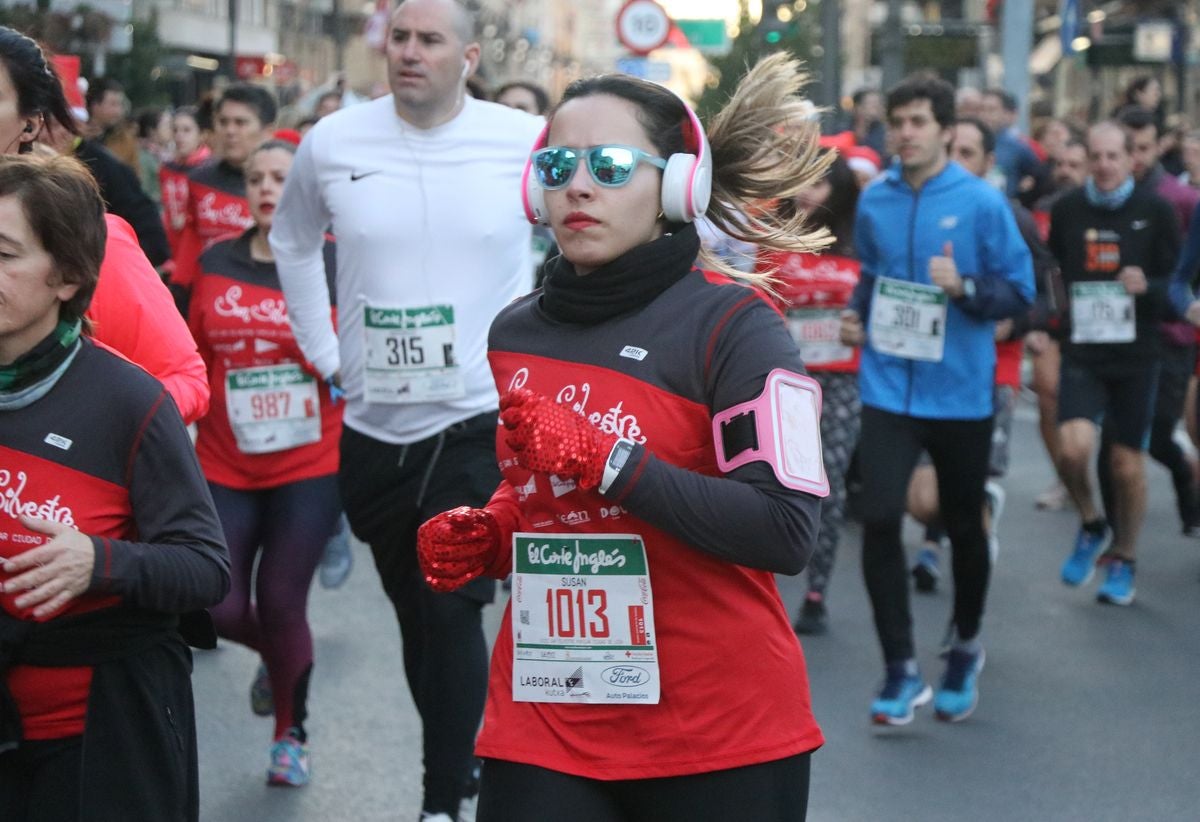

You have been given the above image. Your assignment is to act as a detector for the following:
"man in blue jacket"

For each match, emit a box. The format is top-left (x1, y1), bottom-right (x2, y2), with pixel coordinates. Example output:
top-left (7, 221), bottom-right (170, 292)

top-left (840, 74), bottom-right (1034, 725)
top-left (980, 87), bottom-right (1045, 202)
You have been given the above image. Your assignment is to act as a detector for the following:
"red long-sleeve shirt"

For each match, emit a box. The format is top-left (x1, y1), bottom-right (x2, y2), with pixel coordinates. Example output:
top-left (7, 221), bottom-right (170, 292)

top-left (160, 146), bottom-right (212, 260)
top-left (88, 214), bottom-right (209, 423)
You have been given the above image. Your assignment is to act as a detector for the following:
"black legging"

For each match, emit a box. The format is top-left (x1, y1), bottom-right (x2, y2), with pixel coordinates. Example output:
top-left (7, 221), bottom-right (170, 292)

top-left (857, 406), bottom-right (994, 662)
top-left (477, 753), bottom-right (811, 822)
top-left (207, 475), bottom-right (341, 741)
top-left (339, 417), bottom-right (499, 817)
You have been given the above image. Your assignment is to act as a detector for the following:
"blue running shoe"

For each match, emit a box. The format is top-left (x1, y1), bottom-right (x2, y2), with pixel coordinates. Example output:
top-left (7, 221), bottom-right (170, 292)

top-left (1061, 524), bottom-right (1111, 586)
top-left (1096, 558), bottom-right (1136, 606)
top-left (870, 662), bottom-right (932, 726)
top-left (912, 546), bottom-right (941, 593)
top-left (267, 732), bottom-right (310, 787)
top-left (934, 647), bottom-right (985, 722)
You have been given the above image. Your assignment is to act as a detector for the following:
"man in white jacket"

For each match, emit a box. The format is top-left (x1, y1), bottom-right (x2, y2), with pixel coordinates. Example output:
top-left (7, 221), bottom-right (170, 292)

top-left (270, 1), bottom-right (542, 818)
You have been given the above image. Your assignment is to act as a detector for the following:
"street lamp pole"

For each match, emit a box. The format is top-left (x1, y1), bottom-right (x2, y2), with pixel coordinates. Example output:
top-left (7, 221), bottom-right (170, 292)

top-left (881, 0), bottom-right (904, 92)
top-left (333, 0), bottom-right (346, 71)
top-left (228, 0), bottom-right (239, 78)
top-left (1001, 0), bottom-right (1034, 133)
top-left (821, 0), bottom-right (842, 109)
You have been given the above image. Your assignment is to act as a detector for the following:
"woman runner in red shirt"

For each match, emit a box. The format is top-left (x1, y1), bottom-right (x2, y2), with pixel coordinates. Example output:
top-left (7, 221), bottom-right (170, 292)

top-left (419, 55), bottom-right (831, 821)
top-left (758, 150), bottom-right (863, 635)
top-left (189, 139), bottom-right (341, 788)
top-left (160, 106), bottom-right (211, 261)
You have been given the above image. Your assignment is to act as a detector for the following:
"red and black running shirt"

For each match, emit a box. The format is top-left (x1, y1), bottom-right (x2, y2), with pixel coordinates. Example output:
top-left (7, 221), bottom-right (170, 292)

top-left (1, 341), bottom-right (228, 740)
top-left (160, 146), bottom-right (212, 261)
top-left (172, 159), bottom-right (254, 289)
top-left (189, 231), bottom-right (342, 489)
top-left (476, 269), bottom-right (825, 780)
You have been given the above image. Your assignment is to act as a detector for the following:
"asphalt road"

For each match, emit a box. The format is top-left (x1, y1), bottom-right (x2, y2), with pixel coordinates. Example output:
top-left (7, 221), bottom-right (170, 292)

top-left (194, 410), bottom-right (1200, 821)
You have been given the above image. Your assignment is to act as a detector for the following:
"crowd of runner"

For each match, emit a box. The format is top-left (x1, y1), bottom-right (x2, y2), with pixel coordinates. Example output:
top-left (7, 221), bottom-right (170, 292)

top-left (1, 0), bottom-right (1198, 819)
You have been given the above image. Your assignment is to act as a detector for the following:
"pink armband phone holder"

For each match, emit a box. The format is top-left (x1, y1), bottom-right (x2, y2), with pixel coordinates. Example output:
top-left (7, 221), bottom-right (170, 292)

top-left (712, 368), bottom-right (830, 497)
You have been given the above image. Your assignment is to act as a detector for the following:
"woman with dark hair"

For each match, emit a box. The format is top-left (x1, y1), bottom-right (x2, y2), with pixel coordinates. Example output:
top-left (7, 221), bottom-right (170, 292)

top-left (418, 55), bottom-right (830, 820)
top-left (188, 139), bottom-right (342, 787)
top-left (0, 25), bottom-right (210, 423)
top-left (0, 28), bottom-right (169, 266)
top-left (792, 150), bottom-right (860, 255)
top-left (759, 150), bottom-right (863, 634)
top-left (494, 81), bottom-right (551, 116)
top-left (1117, 75), bottom-right (1166, 134)
top-left (0, 27), bottom-right (76, 156)
top-left (0, 152), bottom-right (229, 822)
top-left (161, 105), bottom-right (211, 258)
top-left (131, 106), bottom-right (171, 206)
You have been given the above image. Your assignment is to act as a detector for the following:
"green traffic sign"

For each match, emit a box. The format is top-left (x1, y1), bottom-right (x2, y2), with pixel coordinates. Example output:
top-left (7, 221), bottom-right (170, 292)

top-left (677, 18), bottom-right (731, 55)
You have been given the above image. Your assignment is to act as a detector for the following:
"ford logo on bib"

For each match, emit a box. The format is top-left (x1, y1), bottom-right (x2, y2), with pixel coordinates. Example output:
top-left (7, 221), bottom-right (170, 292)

top-left (601, 666), bottom-right (651, 687)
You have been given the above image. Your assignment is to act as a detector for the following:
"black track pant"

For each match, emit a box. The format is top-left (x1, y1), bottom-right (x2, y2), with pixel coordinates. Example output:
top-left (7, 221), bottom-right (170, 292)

top-left (339, 413), bottom-right (500, 817)
top-left (857, 406), bottom-right (993, 663)
top-left (478, 753), bottom-right (811, 822)
top-left (1098, 342), bottom-right (1199, 532)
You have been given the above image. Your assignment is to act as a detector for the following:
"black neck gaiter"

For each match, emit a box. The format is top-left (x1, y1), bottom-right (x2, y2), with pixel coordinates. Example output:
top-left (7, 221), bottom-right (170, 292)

top-left (540, 223), bottom-right (701, 325)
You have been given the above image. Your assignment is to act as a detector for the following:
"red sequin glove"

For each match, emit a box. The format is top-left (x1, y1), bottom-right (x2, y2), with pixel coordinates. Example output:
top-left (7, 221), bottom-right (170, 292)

top-left (500, 388), bottom-right (618, 490)
top-left (417, 506), bottom-right (503, 593)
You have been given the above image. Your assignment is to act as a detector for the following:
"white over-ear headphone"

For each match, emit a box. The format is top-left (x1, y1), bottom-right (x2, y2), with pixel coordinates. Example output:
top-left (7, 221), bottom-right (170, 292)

top-left (521, 87), bottom-right (712, 226)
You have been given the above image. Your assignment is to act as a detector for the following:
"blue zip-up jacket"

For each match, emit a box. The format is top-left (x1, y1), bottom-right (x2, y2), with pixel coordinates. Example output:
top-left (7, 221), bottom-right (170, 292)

top-left (850, 161), bottom-right (1035, 420)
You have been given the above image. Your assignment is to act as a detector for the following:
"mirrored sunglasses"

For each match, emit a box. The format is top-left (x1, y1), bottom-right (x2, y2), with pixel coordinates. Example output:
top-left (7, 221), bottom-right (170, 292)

top-left (532, 144), bottom-right (667, 190)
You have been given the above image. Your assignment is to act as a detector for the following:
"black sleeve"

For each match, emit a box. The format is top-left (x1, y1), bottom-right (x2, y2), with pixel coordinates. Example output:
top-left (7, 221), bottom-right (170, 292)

top-left (89, 391), bottom-right (230, 613)
top-left (80, 142), bottom-right (172, 267)
top-left (1048, 198), bottom-right (1068, 270)
top-left (848, 272), bottom-right (876, 319)
top-left (605, 297), bottom-right (821, 575)
top-left (1014, 204), bottom-right (1057, 294)
top-left (1010, 202), bottom-right (1059, 336)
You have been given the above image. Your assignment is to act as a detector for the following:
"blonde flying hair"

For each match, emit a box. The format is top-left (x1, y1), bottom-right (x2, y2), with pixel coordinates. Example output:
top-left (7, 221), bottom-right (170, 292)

top-left (704, 53), bottom-right (833, 286)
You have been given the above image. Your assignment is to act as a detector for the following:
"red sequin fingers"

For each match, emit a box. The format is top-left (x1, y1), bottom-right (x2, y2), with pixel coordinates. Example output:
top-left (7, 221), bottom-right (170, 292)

top-left (499, 389), bottom-right (617, 489)
top-left (416, 506), bottom-right (502, 592)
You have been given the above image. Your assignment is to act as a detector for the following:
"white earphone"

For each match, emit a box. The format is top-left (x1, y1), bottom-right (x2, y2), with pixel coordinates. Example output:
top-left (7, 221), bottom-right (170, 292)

top-left (461, 59), bottom-right (471, 80)
top-left (521, 86), bottom-right (712, 226)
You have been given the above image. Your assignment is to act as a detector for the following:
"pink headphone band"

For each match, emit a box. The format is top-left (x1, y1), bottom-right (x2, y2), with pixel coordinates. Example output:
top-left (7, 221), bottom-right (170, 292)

top-left (521, 121), bottom-right (552, 224)
top-left (677, 98), bottom-right (709, 220)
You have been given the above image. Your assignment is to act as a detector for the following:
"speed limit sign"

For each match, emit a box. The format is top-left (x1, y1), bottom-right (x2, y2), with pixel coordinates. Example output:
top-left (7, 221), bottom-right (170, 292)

top-left (616, 0), bottom-right (672, 55)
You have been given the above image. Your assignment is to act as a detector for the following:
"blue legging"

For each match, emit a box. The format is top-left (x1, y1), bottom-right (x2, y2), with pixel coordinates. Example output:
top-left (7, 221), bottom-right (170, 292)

top-left (208, 475), bottom-right (341, 740)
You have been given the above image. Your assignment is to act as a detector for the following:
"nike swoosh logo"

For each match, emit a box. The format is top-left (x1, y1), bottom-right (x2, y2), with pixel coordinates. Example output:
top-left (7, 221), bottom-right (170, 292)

top-left (350, 170), bottom-right (382, 182)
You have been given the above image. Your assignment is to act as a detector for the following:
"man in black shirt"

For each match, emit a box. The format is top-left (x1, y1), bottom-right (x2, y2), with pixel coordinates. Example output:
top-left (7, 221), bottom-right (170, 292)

top-left (1049, 121), bottom-right (1179, 606)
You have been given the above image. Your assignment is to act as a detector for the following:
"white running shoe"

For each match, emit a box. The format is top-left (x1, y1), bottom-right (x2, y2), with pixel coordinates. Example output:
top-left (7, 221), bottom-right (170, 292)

top-left (985, 480), bottom-right (1006, 564)
top-left (1035, 482), bottom-right (1067, 511)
